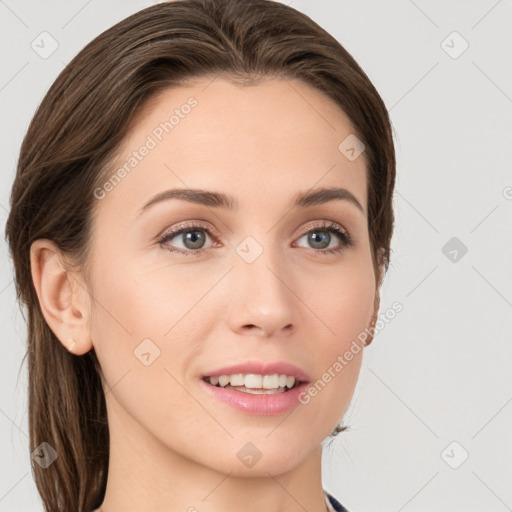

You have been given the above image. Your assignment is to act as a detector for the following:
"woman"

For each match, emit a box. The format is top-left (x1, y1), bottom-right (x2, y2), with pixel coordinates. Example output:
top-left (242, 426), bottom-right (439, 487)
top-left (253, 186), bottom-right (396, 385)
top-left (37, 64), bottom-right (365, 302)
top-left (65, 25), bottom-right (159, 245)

top-left (5, 1), bottom-right (396, 511)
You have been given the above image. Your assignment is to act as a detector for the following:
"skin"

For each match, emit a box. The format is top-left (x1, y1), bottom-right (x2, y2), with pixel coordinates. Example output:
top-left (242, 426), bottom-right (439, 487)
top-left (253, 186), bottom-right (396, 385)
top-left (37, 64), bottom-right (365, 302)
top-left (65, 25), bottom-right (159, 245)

top-left (31, 77), bottom-right (380, 512)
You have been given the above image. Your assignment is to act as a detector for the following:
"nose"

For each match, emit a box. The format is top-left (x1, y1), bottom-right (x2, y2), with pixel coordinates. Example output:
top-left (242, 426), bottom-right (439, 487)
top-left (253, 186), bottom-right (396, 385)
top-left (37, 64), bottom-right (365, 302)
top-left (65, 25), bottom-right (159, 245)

top-left (226, 246), bottom-right (296, 338)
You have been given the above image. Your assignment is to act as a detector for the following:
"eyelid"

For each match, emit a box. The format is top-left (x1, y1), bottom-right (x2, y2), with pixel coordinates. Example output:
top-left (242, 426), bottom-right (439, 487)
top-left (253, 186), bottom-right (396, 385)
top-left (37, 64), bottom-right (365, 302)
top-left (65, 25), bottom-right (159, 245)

top-left (158, 219), bottom-right (348, 241)
top-left (157, 220), bottom-right (217, 239)
top-left (295, 220), bottom-right (349, 238)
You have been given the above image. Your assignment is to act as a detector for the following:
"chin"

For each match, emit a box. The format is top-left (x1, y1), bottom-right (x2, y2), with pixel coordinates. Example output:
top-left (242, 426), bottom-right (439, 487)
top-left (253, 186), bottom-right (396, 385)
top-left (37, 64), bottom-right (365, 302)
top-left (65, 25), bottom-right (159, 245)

top-left (196, 435), bottom-right (315, 477)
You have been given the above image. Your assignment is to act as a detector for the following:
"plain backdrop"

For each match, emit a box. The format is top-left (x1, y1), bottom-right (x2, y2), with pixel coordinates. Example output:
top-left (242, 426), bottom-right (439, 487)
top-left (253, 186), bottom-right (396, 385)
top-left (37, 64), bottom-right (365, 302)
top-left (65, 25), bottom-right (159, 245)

top-left (1, 1), bottom-right (511, 511)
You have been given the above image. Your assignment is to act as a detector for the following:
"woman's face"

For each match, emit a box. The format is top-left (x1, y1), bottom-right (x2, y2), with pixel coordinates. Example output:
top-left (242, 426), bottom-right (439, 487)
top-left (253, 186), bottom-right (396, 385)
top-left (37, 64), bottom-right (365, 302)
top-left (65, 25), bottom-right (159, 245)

top-left (87, 77), bottom-right (378, 476)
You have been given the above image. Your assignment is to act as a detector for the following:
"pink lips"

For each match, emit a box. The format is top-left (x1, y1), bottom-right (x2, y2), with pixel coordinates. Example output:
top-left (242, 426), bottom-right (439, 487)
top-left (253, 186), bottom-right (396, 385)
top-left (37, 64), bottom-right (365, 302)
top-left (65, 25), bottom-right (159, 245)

top-left (202, 360), bottom-right (311, 382)
top-left (199, 378), bottom-right (310, 415)
top-left (199, 360), bottom-right (311, 416)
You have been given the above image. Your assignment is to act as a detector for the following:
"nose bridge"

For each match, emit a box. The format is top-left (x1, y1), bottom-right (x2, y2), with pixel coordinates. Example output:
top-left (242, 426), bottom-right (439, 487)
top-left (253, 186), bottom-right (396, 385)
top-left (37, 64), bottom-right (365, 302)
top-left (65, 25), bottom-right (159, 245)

top-left (227, 233), bottom-right (296, 334)
top-left (237, 233), bottom-right (290, 300)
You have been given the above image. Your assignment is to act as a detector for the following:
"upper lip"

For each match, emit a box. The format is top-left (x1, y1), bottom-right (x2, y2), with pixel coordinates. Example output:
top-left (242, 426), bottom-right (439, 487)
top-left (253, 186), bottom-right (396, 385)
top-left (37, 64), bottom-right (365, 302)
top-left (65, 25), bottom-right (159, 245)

top-left (202, 361), bottom-right (311, 383)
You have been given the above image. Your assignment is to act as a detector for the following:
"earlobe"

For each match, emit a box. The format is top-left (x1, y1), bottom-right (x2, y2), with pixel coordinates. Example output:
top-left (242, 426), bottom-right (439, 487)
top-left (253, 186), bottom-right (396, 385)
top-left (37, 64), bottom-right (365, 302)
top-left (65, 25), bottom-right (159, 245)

top-left (30, 239), bottom-right (93, 355)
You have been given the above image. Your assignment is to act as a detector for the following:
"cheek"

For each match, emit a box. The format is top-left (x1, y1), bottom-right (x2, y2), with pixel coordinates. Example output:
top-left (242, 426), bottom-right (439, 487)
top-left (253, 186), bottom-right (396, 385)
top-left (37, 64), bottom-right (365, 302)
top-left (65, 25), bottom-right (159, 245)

top-left (297, 258), bottom-right (374, 422)
top-left (90, 251), bottom-right (199, 340)
top-left (88, 254), bottom-right (211, 395)
top-left (88, 260), bottom-right (204, 433)
top-left (86, 262), bottom-right (224, 468)
top-left (304, 258), bottom-right (376, 344)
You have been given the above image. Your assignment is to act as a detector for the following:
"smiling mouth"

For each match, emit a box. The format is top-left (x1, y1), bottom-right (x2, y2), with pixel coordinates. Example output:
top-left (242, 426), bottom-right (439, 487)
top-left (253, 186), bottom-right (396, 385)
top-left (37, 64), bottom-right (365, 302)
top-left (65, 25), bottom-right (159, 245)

top-left (202, 376), bottom-right (305, 394)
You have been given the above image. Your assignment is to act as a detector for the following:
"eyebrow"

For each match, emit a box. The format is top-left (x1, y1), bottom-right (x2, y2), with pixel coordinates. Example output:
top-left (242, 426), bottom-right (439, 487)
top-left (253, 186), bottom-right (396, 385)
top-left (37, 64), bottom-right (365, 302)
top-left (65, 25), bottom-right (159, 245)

top-left (138, 186), bottom-right (364, 216)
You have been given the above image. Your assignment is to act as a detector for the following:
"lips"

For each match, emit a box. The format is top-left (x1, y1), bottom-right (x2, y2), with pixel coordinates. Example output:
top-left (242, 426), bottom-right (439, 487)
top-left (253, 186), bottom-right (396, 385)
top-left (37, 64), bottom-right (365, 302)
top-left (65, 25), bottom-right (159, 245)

top-left (199, 377), bottom-right (311, 415)
top-left (201, 360), bottom-right (311, 383)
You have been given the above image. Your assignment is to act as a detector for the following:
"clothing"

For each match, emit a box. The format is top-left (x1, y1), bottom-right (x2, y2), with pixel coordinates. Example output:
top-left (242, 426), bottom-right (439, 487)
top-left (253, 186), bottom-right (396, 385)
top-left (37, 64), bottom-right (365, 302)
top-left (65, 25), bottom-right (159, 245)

top-left (324, 489), bottom-right (349, 512)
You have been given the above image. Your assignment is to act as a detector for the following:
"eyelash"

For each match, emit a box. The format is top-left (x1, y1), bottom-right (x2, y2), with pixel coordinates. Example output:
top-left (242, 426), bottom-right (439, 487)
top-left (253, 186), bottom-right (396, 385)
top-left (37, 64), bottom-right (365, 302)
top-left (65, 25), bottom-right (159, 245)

top-left (157, 221), bottom-right (354, 257)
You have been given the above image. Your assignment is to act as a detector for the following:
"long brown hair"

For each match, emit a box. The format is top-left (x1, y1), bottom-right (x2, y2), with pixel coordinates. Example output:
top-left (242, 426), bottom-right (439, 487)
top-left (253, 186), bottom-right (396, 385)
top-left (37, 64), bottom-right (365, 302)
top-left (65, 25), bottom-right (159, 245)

top-left (4, 1), bottom-right (396, 510)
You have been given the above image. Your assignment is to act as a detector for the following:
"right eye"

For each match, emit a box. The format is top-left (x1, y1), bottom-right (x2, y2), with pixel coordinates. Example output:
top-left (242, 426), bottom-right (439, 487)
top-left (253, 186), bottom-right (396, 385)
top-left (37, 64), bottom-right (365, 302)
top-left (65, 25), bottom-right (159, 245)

top-left (157, 222), bottom-right (217, 256)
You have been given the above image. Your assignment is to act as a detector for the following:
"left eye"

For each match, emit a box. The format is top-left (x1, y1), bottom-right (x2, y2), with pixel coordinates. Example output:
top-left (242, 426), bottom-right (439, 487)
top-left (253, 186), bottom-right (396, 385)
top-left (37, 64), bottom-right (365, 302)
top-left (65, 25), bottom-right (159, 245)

top-left (293, 222), bottom-right (354, 255)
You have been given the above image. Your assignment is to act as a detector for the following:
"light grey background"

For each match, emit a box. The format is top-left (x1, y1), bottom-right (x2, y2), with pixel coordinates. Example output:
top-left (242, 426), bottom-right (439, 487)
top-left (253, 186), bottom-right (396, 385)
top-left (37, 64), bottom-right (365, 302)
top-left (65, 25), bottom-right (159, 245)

top-left (1, 1), bottom-right (511, 511)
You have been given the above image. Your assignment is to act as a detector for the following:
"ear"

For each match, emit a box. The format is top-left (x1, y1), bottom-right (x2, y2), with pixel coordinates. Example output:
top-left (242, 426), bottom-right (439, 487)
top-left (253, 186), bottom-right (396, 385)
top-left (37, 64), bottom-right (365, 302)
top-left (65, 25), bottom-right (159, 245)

top-left (30, 239), bottom-right (93, 355)
top-left (363, 248), bottom-right (385, 347)
top-left (363, 291), bottom-right (381, 347)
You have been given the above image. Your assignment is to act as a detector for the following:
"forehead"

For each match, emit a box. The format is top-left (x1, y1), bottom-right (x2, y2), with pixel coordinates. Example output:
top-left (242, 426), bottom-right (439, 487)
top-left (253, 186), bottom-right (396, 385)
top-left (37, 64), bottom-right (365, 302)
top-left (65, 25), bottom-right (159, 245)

top-left (98, 77), bottom-right (368, 216)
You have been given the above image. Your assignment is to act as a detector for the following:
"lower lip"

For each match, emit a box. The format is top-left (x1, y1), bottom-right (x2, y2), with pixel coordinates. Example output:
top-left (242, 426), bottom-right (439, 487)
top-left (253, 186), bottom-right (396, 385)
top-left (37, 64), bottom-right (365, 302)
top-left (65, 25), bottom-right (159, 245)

top-left (199, 378), bottom-right (309, 415)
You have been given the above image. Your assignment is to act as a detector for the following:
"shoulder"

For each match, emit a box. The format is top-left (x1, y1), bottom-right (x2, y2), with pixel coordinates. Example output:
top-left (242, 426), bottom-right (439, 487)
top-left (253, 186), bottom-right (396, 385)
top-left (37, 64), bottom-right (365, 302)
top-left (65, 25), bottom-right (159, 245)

top-left (324, 489), bottom-right (351, 512)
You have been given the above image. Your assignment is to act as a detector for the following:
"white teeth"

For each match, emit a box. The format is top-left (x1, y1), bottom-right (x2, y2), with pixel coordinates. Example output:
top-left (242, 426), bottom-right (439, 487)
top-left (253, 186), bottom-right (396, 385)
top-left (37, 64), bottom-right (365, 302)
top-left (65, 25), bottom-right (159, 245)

top-left (230, 373), bottom-right (245, 386)
top-left (218, 375), bottom-right (230, 387)
top-left (245, 374), bottom-right (263, 388)
top-left (207, 373), bottom-right (297, 389)
top-left (262, 374), bottom-right (276, 389)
